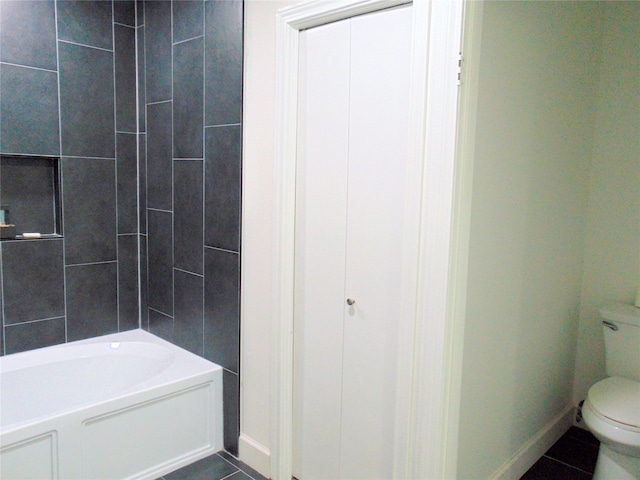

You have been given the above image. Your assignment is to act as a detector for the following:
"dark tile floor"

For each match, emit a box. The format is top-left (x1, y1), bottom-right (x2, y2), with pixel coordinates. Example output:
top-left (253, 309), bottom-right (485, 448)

top-left (521, 426), bottom-right (600, 479)
top-left (160, 426), bottom-right (597, 480)
top-left (159, 451), bottom-right (268, 480)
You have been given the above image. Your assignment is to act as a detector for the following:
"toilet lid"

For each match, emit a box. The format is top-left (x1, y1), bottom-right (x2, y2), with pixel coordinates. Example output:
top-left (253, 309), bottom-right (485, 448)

top-left (588, 377), bottom-right (640, 429)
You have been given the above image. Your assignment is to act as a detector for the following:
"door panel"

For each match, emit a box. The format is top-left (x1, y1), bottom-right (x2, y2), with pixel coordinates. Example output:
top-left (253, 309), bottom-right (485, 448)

top-left (294, 6), bottom-right (412, 479)
top-left (293, 20), bottom-right (351, 480)
top-left (340, 7), bottom-right (413, 479)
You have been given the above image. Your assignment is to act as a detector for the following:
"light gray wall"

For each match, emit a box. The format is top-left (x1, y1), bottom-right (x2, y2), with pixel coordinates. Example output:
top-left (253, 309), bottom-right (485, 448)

top-left (573, 1), bottom-right (640, 405)
top-left (457, 2), bottom-right (604, 477)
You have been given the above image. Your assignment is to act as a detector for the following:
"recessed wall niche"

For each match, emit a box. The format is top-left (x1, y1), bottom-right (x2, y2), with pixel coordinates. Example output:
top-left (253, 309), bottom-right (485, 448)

top-left (0, 156), bottom-right (62, 239)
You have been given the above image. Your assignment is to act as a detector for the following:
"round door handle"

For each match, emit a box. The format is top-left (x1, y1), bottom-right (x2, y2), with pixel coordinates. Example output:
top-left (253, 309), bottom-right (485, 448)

top-left (346, 298), bottom-right (356, 306)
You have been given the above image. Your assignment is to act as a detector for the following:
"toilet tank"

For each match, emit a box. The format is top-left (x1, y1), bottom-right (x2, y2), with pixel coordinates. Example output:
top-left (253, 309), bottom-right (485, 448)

top-left (599, 304), bottom-right (640, 381)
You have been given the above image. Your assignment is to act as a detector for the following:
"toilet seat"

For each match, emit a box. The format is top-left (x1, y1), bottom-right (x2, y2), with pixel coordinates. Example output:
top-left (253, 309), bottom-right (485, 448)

top-left (588, 377), bottom-right (640, 432)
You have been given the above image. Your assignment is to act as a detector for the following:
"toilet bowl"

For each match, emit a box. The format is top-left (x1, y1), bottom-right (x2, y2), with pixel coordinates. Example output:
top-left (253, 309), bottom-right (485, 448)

top-left (582, 304), bottom-right (640, 480)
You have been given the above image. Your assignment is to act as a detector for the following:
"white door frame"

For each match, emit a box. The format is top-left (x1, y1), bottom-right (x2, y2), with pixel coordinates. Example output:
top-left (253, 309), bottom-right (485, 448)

top-left (271, 1), bottom-right (464, 478)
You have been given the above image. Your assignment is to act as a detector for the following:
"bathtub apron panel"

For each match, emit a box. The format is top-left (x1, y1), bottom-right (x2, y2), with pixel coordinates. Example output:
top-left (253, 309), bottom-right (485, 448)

top-left (0, 329), bottom-right (223, 480)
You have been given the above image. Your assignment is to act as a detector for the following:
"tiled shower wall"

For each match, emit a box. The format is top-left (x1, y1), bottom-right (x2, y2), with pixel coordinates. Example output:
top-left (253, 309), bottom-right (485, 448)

top-left (0, 0), bottom-right (243, 455)
top-left (139, 0), bottom-right (243, 454)
top-left (0, 1), bottom-right (139, 354)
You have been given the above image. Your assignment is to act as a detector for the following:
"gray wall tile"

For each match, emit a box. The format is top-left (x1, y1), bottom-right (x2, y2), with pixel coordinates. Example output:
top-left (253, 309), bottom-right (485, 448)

top-left (62, 158), bottom-right (117, 264)
top-left (172, 0), bottom-right (203, 44)
top-left (114, 0), bottom-right (136, 26)
top-left (146, 101), bottom-right (172, 210)
top-left (1, 239), bottom-right (65, 324)
top-left (0, 65), bottom-right (60, 156)
top-left (147, 209), bottom-right (173, 316)
top-left (117, 133), bottom-right (138, 234)
top-left (149, 307), bottom-right (173, 341)
top-left (138, 134), bottom-right (147, 233)
top-left (137, 26), bottom-right (147, 133)
top-left (140, 233), bottom-right (148, 328)
top-left (136, 0), bottom-right (144, 26)
top-left (144, 0), bottom-right (172, 103)
top-left (204, 247), bottom-right (239, 372)
top-left (0, 0), bottom-right (57, 70)
top-left (66, 262), bottom-right (118, 341)
top-left (59, 42), bottom-right (115, 158)
top-left (174, 269), bottom-right (203, 355)
top-left (173, 37), bottom-right (204, 159)
top-left (174, 160), bottom-right (203, 274)
top-left (115, 24), bottom-right (137, 133)
top-left (57, 0), bottom-right (113, 50)
top-left (205, 0), bottom-right (242, 126)
top-left (4, 317), bottom-right (66, 355)
top-left (223, 370), bottom-right (240, 455)
top-left (118, 235), bottom-right (139, 331)
top-left (205, 125), bottom-right (241, 251)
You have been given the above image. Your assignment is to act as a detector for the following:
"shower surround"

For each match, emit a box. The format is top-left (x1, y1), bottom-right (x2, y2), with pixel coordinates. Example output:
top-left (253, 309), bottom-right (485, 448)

top-left (0, 0), bottom-right (243, 454)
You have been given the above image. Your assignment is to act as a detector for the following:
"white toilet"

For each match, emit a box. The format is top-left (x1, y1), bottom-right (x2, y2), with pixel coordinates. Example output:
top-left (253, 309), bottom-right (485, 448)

top-left (582, 304), bottom-right (640, 480)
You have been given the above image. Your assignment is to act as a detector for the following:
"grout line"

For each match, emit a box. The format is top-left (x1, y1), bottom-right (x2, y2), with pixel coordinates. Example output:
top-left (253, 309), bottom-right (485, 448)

top-left (541, 455), bottom-right (595, 476)
top-left (53, 0), bottom-right (69, 345)
top-left (58, 155), bottom-right (116, 161)
top-left (148, 207), bottom-right (173, 214)
top-left (4, 316), bottom-right (66, 328)
top-left (204, 123), bottom-right (241, 129)
top-left (216, 452), bottom-right (265, 480)
top-left (170, 0), bottom-right (176, 326)
top-left (217, 454), bottom-right (243, 475)
top-left (113, 0), bottom-right (120, 333)
top-left (148, 306), bottom-right (173, 319)
top-left (114, 21), bottom-right (135, 29)
top-left (202, 0), bottom-right (207, 358)
top-left (66, 260), bottom-right (118, 268)
top-left (147, 99), bottom-right (172, 106)
top-left (204, 245), bottom-right (240, 255)
top-left (173, 34), bottom-right (204, 47)
top-left (57, 38), bottom-right (113, 53)
top-left (219, 472), bottom-right (241, 480)
top-left (0, 61), bottom-right (57, 74)
top-left (138, 0), bottom-right (148, 331)
top-left (0, 244), bottom-right (6, 353)
top-left (174, 267), bottom-right (204, 278)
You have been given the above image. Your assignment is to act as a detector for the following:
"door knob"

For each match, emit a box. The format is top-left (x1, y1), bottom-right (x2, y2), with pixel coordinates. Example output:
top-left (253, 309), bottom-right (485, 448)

top-left (346, 298), bottom-right (356, 306)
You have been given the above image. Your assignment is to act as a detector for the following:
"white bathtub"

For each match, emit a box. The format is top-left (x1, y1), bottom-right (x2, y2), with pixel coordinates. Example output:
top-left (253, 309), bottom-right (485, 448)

top-left (0, 329), bottom-right (223, 480)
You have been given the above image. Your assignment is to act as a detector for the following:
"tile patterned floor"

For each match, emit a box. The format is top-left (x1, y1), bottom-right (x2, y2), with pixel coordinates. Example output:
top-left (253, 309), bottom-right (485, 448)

top-left (159, 451), bottom-right (268, 480)
top-left (160, 426), bottom-right (597, 480)
top-left (521, 426), bottom-right (600, 479)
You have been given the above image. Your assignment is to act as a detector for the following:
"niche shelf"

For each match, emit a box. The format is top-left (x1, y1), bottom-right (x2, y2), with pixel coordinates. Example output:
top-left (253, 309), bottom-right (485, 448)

top-left (0, 155), bottom-right (62, 240)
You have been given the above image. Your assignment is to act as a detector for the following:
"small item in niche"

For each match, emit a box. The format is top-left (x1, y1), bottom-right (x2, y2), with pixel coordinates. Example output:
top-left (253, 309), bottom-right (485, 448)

top-left (0, 204), bottom-right (9, 224)
top-left (22, 232), bottom-right (41, 239)
top-left (0, 225), bottom-right (16, 239)
top-left (0, 205), bottom-right (16, 239)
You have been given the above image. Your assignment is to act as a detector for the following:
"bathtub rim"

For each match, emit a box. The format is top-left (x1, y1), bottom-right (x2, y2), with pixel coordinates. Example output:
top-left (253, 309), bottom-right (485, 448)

top-left (0, 329), bottom-right (223, 434)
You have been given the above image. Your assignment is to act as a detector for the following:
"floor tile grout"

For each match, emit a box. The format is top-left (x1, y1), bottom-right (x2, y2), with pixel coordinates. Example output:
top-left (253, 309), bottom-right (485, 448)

top-left (542, 455), bottom-right (595, 476)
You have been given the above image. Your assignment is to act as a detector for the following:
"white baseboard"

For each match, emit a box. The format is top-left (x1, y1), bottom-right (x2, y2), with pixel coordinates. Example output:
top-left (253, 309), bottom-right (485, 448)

top-left (239, 433), bottom-right (271, 478)
top-left (490, 405), bottom-right (575, 480)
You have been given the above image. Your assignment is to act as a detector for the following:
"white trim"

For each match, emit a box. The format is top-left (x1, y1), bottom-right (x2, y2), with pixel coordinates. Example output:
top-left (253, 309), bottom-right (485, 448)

top-left (442, 2), bottom-right (483, 476)
top-left (272, 1), bottom-right (464, 479)
top-left (491, 405), bottom-right (574, 480)
top-left (403, 1), bottom-right (465, 478)
top-left (238, 434), bottom-right (271, 479)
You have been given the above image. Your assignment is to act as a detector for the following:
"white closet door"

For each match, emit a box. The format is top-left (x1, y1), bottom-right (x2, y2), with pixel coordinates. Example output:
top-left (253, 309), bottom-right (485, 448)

top-left (293, 19), bottom-right (351, 480)
top-left (294, 6), bottom-right (412, 480)
top-left (340, 7), bottom-right (412, 479)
